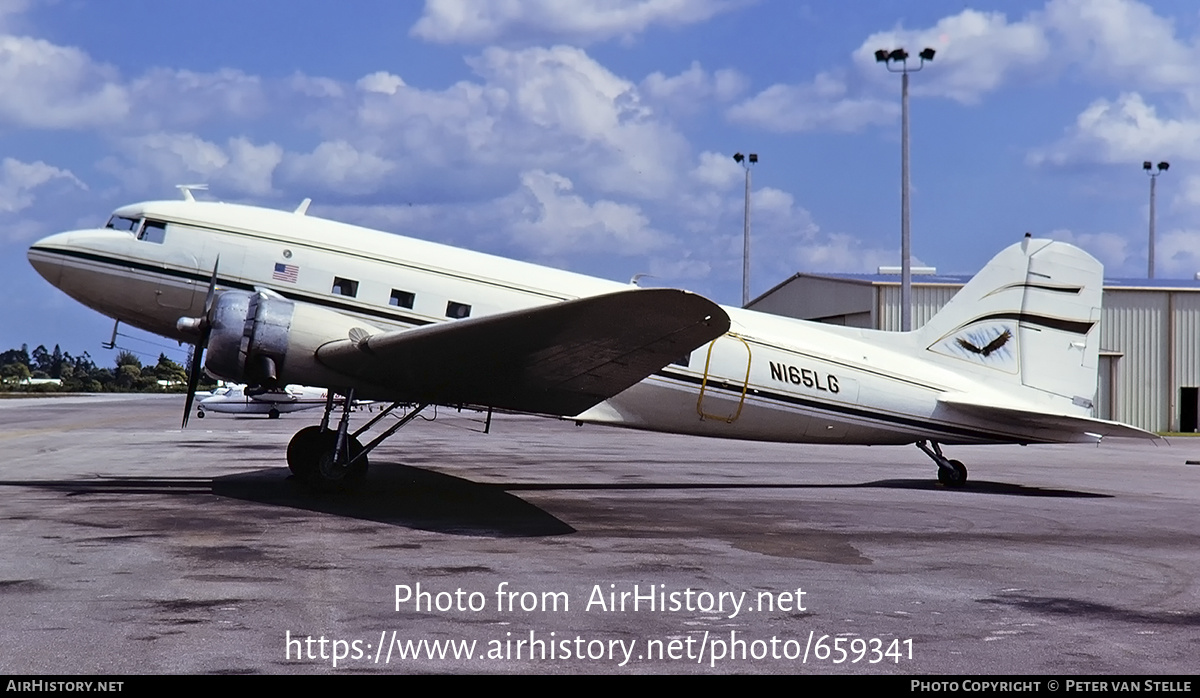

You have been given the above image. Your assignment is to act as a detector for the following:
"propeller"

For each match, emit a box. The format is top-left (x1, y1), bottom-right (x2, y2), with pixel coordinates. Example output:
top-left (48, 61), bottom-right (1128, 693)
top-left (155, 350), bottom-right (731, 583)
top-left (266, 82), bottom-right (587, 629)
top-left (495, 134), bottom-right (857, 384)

top-left (179, 257), bottom-right (219, 428)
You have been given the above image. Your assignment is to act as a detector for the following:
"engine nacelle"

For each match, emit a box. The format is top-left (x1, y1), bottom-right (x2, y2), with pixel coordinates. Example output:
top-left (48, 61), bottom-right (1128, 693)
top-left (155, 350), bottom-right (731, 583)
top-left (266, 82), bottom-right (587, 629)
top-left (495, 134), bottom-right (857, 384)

top-left (206, 291), bottom-right (294, 386)
top-left (203, 290), bottom-right (384, 389)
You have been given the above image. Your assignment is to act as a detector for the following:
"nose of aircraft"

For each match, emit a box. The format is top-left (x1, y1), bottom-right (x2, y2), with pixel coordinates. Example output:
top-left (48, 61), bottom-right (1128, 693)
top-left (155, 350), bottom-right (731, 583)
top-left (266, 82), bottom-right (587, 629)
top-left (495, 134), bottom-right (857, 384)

top-left (27, 231), bottom-right (75, 287)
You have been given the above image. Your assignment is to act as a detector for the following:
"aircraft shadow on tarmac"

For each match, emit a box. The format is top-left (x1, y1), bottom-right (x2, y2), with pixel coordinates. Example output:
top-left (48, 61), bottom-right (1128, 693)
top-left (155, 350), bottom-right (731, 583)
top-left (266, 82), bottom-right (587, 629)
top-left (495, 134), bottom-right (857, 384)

top-left (1, 461), bottom-right (1109, 537)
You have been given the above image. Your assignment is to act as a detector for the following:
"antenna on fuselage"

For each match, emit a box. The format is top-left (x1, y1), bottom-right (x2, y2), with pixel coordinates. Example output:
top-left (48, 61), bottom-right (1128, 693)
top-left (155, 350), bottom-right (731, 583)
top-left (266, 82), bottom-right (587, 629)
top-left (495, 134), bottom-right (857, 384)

top-left (175, 184), bottom-right (209, 202)
top-left (294, 198), bottom-right (312, 215)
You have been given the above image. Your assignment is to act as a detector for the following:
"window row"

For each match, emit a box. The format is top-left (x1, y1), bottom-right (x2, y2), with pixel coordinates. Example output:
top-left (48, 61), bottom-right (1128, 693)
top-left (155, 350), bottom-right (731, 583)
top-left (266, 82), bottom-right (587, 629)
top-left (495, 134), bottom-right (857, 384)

top-left (332, 276), bottom-right (471, 319)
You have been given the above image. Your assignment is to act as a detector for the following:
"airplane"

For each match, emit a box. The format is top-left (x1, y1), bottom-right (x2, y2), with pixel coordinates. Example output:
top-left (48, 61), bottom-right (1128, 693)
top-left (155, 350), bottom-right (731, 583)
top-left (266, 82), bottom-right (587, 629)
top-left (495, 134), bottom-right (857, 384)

top-left (196, 383), bottom-right (329, 419)
top-left (26, 194), bottom-right (1155, 491)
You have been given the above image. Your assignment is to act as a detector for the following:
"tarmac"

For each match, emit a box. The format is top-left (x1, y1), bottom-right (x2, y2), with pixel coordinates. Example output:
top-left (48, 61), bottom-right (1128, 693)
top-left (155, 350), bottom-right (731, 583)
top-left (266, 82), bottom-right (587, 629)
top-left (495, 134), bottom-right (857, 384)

top-left (1, 393), bottom-right (1199, 675)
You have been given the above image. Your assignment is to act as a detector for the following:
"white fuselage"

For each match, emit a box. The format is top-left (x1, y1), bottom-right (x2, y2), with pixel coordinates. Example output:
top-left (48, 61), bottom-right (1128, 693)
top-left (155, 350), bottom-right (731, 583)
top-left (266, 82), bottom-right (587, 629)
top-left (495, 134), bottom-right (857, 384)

top-left (26, 200), bottom-right (1066, 446)
top-left (198, 384), bottom-right (327, 416)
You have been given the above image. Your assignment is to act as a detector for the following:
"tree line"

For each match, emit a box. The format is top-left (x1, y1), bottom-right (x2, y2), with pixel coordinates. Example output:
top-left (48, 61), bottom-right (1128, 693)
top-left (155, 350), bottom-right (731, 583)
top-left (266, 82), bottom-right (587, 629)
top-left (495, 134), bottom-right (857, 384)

top-left (0, 344), bottom-right (196, 393)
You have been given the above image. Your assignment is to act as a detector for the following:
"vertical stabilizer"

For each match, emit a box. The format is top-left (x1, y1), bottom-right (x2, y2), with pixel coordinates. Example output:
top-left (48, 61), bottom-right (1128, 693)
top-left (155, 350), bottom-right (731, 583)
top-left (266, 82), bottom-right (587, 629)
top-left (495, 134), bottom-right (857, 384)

top-left (915, 238), bottom-right (1102, 414)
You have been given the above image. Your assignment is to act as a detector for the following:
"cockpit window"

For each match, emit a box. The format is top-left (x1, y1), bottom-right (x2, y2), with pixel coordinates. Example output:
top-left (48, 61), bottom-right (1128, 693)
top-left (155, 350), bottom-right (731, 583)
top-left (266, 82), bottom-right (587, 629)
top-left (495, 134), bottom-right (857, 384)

top-left (106, 216), bottom-right (140, 233)
top-left (138, 220), bottom-right (167, 244)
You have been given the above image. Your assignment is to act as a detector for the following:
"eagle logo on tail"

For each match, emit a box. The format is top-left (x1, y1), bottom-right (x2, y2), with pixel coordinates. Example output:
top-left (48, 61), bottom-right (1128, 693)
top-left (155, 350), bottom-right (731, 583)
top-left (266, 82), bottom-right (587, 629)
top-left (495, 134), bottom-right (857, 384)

top-left (956, 328), bottom-right (1012, 357)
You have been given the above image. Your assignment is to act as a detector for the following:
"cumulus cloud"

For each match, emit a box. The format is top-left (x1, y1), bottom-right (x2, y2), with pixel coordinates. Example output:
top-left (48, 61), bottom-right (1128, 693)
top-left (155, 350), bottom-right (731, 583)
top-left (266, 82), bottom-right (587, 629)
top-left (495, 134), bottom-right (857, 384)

top-left (508, 169), bottom-right (672, 256)
top-left (1048, 228), bottom-right (1139, 275)
top-left (728, 71), bottom-right (897, 133)
top-left (1041, 0), bottom-right (1198, 94)
top-left (854, 9), bottom-right (1049, 104)
top-left (280, 140), bottom-right (396, 196)
top-left (1028, 93), bottom-right (1200, 166)
top-left (99, 133), bottom-right (281, 197)
top-left (410, 0), bottom-right (740, 45)
top-left (1155, 229), bottom-right (1200, 277)
top-left (0, 35), bottom-right (127, 128)
top-left (356, 71), bottom-right (406, 95)
top-left (641, 61), bottom-right (747, 114)
top-left (0, 157), bottom-right (85, 214)
top-left (127, 68), bottom-right (267, 130)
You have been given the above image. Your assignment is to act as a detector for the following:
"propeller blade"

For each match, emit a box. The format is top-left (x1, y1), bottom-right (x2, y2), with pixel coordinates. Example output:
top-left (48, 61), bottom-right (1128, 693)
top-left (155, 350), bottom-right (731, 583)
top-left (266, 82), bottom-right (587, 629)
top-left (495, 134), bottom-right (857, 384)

top-left (203, 255), bottom-right (220, 315)
top-left (182, 257), bottom-right (220, 428)
top-left (181, 341), bottom-right (205, 428)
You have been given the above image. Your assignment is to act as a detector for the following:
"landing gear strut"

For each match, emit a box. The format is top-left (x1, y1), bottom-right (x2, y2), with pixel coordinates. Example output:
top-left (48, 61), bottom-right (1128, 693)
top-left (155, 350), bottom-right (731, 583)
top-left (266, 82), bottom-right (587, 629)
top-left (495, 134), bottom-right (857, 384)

top-left (916, 440), bottom-right (968, 487)
top-left (285, 390), bottom-right (429, 491)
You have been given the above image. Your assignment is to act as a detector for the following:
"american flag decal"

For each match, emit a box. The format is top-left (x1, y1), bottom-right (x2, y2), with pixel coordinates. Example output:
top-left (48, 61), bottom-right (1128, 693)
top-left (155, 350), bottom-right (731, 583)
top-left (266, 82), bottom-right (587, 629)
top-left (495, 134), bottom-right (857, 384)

top-left (272, 263), bottom-right (299, 283)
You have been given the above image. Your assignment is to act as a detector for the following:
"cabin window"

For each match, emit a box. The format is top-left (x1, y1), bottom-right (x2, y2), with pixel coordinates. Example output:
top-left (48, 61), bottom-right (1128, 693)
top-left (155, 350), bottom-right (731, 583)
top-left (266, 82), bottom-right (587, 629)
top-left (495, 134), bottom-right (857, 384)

top-left (332, 277), bottom-right (359, 297)
top-left (446, 301), bottom-right (471, 319)
top-left (390, 289), bottom-right (415, 309)
top-left (137, 220), bottom-right (167, 244)
top-left (106, 216), bottom-right (140, 233)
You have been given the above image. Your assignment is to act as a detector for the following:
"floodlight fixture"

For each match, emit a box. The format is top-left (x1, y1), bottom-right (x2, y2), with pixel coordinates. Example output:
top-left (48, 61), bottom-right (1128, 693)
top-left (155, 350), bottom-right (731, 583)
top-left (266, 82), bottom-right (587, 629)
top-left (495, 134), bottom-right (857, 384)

top-left (733, 152), bottom-right (744, 164)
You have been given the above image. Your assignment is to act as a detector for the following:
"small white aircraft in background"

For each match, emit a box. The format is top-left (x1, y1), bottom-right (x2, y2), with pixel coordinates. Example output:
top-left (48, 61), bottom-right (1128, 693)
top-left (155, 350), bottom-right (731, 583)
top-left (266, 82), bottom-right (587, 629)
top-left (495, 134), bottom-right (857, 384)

top-left (197, 383), bottom-right (328, 419)
top-left (27, 194), bottom-right (1154, 491)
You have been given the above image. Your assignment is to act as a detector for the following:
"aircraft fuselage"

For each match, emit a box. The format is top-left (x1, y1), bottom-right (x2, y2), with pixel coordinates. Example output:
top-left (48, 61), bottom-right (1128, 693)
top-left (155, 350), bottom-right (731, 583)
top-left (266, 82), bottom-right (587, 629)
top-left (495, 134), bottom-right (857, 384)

top-left (26, 199), bottom-right (1099, 448)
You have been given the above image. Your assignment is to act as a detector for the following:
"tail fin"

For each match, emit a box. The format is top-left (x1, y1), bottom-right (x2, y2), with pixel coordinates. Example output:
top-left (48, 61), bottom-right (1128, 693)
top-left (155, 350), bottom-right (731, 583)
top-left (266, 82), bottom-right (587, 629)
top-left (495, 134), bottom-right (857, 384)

top-left (915, 236), bottom-right (1102, 414)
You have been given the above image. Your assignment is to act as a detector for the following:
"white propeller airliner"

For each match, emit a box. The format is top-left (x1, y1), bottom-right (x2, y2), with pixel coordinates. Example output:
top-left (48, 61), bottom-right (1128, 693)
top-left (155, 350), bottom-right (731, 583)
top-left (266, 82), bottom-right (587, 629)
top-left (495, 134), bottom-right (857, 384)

top-left (196, 383), bottom-right (328, 419)
top-left (26, 196), bottom-right (1154, 490)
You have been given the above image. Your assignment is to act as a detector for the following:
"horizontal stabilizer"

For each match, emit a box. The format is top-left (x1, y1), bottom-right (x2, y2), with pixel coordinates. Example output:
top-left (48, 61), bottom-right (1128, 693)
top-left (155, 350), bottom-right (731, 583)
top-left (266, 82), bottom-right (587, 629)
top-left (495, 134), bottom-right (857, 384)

top-left (938, 393), bottom-right (1157, 441)
top-left (316, 288), bottom-right (730, 416)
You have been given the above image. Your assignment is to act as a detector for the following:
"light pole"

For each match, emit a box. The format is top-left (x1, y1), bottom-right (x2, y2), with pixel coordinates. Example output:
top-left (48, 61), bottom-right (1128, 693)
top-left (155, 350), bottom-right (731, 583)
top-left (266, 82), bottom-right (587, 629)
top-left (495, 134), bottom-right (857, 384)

top-left (876, 47), bottom-right (935, 332)
top-left (733, 151), bottom-right (758, 307)
top-left (1144, 160), bottom-right (1169, 279)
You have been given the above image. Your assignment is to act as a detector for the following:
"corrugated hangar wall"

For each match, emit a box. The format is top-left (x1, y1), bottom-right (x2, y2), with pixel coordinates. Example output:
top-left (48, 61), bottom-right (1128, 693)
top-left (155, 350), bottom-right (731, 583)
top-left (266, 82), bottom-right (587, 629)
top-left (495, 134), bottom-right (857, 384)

top-left (749, 275), bottom-right (1200, 433)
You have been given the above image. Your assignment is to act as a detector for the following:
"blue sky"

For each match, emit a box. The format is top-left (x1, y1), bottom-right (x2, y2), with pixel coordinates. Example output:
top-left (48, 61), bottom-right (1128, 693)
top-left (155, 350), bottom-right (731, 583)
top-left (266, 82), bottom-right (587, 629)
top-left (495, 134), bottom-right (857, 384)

top-left (2, 0), bottom-right (1198, 365)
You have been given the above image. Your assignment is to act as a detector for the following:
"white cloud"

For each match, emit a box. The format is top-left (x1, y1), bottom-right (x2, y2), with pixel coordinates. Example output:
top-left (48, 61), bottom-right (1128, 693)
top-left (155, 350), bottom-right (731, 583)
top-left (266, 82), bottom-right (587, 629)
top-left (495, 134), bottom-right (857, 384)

top-left (641, 61), bottom-right (747, 114)
top-left (1173, 174), bottom-right (1200, 211)
top-left (1028, 93), bottom-right (1200, 166)
top-left (357, 71), bottom-right (406, 95)
top-left (411, 0), bottom-right (740, 45)
top-left (508, 169), bottom-right (671, 256)
top-left (1048, 228), bottom-right (1138, 275)
top-left (727, 72), bottom-right (897, 133)
top-left (0, 157), bottom-right (85, 214)
top-left (127, 68), bottom-right (267, 129)
top-left (1042, 0), bottom-right (1198, 93)
top-left (854, 9), bottom-right (1049, 104)
top-left (689, 151), bottom-right (743, 190)
top-left (0, 35), bottom-right (127, 128)
top-left (281, 140), bottom-right (395, 196)
top-left (99, 133), bottom-right (281, 197)
top-left (1155, 229), bottom-right (1200, 277)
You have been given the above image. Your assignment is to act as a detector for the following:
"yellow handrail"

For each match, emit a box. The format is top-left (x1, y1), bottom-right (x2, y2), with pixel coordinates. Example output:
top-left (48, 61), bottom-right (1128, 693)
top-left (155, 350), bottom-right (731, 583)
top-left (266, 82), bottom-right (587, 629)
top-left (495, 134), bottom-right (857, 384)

top-left (696, 333), bottom-right (752, 423)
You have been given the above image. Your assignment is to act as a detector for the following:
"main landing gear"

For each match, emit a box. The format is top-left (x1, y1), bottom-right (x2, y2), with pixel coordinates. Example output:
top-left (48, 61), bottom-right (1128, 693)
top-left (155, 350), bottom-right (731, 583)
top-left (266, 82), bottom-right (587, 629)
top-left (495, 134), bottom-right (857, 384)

top-left (285, 388), bottom-right (429, 491)
top-left (916, 440), bottom-right (968, 487)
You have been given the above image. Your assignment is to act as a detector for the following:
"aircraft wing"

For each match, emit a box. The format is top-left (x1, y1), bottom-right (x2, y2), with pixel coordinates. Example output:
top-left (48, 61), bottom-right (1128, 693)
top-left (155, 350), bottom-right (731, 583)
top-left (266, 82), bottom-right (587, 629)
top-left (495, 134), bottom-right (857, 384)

top-left (937, 393), bottom-right (1158, 441)
top-left (315, 288), bottom-right (730, 416)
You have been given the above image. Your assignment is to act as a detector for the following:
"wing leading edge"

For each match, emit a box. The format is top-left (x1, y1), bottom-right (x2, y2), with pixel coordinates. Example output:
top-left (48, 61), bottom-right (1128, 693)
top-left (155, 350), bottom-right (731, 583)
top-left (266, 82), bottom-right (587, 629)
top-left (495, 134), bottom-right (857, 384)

top-left (315, 288), bottom-right (731, 416)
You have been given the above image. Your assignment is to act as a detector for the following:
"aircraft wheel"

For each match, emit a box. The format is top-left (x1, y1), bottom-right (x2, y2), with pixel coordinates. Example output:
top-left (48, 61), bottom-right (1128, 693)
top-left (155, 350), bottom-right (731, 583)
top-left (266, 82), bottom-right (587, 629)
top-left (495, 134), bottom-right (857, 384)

top-left (937, 459), bottom-right (968, 487)
top-left (312, 433), bottom-right (368, 491)
top-left (268, 408), bottom-right (280, 419)
top-left (196, 409), bottom-right (205, 419)
top-left (286, 426), bottom-right (323, 479)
